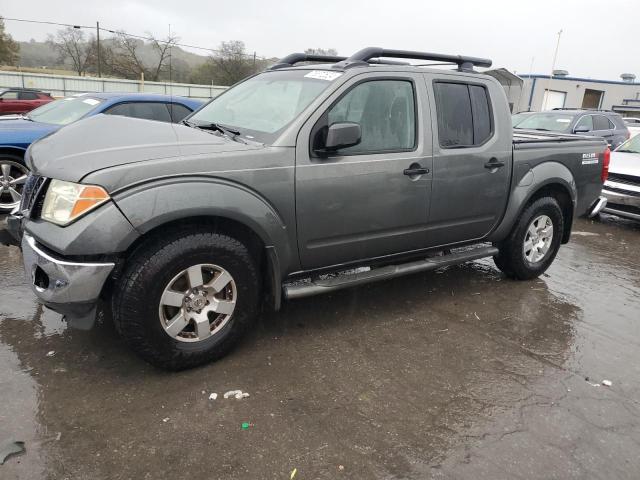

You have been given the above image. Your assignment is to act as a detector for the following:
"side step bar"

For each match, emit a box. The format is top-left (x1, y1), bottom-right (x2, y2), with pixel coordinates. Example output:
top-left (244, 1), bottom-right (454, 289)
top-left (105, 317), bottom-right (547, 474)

top-left (283, 246), bottom-right (499, 300)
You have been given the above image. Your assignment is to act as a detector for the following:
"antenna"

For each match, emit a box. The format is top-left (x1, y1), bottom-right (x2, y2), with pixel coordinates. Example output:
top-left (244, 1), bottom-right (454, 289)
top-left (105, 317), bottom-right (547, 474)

top-left (168, 23), bottom-right (173, 119)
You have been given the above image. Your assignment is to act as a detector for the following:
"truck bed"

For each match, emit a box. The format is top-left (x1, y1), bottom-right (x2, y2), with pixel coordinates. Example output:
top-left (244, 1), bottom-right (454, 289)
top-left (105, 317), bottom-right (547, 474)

top-left (513, 129), bottom-right (594, 144)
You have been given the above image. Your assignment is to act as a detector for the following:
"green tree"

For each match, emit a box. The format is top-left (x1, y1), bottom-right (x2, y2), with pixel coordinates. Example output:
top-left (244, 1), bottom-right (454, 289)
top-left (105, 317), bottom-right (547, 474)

top-left (0, 17), bottom-right (20, 65)
top-left (191, 41), bottom-right (259, 86)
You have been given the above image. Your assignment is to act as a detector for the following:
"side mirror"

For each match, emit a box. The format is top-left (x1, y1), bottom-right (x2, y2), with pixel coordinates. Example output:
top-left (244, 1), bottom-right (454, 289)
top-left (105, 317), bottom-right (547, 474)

top-left (321, 122), bottom-right (361, 152)
top-left (574, 126), bottom-right (591, 134)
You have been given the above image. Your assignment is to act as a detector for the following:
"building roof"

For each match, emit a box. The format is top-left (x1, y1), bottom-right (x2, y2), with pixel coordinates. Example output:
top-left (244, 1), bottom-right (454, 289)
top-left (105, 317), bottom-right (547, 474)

top-left (520, 74), bottom-right (640, 87)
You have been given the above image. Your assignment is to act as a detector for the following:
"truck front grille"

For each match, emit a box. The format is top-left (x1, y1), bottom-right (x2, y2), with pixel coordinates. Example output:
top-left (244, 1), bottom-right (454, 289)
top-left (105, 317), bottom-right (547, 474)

top-left (20, 174), bottom-right (48, 218)
top-left (608, 173), bottom-right (640, 188)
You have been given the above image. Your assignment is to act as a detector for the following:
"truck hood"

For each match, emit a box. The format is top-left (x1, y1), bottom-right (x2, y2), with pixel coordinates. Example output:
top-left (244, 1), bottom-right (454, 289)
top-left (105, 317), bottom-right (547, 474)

top-left (28, 114), bottom-right (257, 183)
top-left (609, 151), bottom-right (640, 176)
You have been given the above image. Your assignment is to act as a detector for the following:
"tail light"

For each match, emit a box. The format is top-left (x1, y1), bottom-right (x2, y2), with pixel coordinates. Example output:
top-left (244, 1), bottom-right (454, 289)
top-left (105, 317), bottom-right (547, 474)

top-left (601, 147), bottom-right (610, 183)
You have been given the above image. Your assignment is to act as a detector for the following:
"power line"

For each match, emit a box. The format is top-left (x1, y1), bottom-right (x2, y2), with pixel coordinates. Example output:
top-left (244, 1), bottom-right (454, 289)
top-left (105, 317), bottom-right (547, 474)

top-left (2, 16), bottom-right (270, 59)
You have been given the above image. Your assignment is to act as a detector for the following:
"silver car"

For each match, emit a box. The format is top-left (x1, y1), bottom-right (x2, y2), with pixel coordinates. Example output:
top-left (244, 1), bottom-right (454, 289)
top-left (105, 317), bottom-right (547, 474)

top-left (602, 135), bottom-right (640, 220)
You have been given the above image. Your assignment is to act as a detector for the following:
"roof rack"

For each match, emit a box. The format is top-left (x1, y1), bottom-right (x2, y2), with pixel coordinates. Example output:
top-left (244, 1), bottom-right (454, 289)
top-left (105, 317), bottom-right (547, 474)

top-left (269, 52), bottom-right (410, 70)
top-left (333, 47), bottom-right (492, 71)
top-left (552, 107), bottom-right (616, 112)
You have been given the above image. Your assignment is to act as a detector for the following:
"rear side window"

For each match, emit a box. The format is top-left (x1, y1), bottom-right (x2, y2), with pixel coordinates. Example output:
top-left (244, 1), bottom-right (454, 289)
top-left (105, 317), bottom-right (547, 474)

top-left (593, 115), bottom-right (612, 131)
top-left (167, 103), bottom-right (193, 123)
top-left (19, 91), bottom-right (39, 100)
top-left (575, 115), bottom-right (593, 131)
top-left (434, 82), bottom-right (492, 147)
top-left (105, 102), bottom-right (172, 123)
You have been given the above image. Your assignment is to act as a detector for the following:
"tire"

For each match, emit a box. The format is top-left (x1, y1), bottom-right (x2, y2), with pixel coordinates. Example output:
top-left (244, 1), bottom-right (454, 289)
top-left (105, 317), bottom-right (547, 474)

top-left (0, 154), bottom-right (29, 212)
top-left (493, 196), bottom-right (564, 280)
top-left (112, 230), bottom-right (260, 370)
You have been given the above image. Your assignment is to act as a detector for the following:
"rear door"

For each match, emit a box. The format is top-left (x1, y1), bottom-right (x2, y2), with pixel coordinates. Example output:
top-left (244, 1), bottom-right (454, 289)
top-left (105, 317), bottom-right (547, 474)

top-left (18, 91), bottom-right (40, 112)
top-left (592, 114), bottom-right (615, 146)
top-left (295, 72), bottom-right (433, 270)
top-left (424, 74), bottom-right (512, 247)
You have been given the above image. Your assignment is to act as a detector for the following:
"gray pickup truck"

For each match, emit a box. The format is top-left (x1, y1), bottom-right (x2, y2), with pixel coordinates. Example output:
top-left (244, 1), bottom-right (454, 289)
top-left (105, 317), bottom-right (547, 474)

top-left (10, 48), bottom-right (609, 370)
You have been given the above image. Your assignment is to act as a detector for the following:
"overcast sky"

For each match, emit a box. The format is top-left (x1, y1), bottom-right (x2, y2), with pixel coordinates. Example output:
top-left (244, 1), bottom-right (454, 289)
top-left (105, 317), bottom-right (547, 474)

top-left (3, 0), bottom-right (638, 79)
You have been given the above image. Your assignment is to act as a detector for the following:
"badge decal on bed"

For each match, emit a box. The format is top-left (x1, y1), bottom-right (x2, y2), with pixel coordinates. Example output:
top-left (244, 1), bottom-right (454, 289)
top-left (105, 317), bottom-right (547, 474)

top-left (582, 152), bottom-right (599, 165)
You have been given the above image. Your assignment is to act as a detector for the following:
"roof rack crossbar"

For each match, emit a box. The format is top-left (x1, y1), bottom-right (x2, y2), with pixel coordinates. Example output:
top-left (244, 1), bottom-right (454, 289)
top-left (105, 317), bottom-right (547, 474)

top-left (269, 52), bottom-right (411, 70)
top-left (333, 47), bottom-right (492, 71)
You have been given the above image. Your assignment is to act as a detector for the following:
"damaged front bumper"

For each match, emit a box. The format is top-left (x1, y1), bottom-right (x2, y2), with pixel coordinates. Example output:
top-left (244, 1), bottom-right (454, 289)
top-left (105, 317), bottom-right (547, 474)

top-left (21, 233), bottom-right (115, 328)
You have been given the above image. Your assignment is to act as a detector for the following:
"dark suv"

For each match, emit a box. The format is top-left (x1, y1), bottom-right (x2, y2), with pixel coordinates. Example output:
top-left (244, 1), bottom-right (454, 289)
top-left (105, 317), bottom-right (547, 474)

top-left (515, 109), bottom-right (630, 149)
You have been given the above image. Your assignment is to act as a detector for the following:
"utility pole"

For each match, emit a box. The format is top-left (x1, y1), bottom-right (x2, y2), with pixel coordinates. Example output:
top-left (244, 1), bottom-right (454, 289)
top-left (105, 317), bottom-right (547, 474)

top-left (253, 51), bottom-right (256, 71)
top-left (96, 21), bottom-right (101, 78)
top-left (542, 29), bottom-right (563, 110)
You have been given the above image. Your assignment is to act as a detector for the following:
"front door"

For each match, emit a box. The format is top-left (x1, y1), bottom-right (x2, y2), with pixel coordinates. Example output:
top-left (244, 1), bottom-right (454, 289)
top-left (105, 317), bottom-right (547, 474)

top-left (295, 73), bottom-right (433, 270)
top-left (424, 75), bottom-right (512, 247)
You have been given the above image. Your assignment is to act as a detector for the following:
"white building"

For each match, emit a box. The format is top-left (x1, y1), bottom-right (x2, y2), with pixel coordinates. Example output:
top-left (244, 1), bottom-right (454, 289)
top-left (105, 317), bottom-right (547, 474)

top-left (507, 72), bottom-right (640, 117)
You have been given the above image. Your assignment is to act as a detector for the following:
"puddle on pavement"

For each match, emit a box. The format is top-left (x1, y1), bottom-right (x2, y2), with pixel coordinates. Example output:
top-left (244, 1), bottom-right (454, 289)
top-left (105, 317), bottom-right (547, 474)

top-left (0, 217), bottom-right (638, 479)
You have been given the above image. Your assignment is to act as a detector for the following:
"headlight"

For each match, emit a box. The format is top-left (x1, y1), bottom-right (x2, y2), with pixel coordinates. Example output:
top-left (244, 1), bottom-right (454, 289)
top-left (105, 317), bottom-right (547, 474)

top-left (41, 179), bottom-right (110, 226)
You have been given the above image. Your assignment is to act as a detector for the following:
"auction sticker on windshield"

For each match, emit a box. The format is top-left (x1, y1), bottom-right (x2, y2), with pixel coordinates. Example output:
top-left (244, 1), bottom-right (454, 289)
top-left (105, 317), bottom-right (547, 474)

top-left (304, 70), bottom-right (343, 81)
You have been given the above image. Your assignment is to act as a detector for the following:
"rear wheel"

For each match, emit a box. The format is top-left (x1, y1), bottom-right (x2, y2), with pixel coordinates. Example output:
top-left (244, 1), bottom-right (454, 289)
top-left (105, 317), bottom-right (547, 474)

top-left (493, 196), bottom-right (564, 280)
top-left (112, 230), bottom-right (260, 370)
top-left (0, 155), bottom-right (29, 212)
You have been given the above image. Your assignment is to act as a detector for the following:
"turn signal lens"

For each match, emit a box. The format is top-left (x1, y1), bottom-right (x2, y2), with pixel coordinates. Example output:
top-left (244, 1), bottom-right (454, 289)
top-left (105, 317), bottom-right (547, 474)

top-left (41, 180), bottom-right (110, 226)
top-left (601, 147), bottom-right (610, 183)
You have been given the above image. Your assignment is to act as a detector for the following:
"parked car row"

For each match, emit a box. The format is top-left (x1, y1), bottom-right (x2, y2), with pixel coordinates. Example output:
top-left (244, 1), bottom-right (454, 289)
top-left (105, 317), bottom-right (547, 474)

top-left (513, 109), bottom-right (630, 149)
top-left (513, 109), bottom-right (640, 223)
top-left (0, 92), bottom-right (203, 211)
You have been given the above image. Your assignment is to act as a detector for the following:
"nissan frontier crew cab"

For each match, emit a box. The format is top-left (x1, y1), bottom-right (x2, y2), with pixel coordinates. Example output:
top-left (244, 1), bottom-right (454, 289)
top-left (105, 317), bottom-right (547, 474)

top-left (13, 48), bottom-right (609, 370)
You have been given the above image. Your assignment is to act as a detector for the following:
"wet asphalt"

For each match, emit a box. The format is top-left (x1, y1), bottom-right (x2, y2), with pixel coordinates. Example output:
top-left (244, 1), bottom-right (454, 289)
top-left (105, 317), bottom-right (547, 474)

top-left (1, 215), bottom-right (639, 480)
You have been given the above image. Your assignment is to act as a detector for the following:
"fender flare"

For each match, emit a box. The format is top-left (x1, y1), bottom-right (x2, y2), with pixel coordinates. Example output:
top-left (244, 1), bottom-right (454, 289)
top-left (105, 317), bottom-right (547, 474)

top-left (489, 161), bottom-right (577, 243)
top-left (113, 177), bottom-right (295, 275)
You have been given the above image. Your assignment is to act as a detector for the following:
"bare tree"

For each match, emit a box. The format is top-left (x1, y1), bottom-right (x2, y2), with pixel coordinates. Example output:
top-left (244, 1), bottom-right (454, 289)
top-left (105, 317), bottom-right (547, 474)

top-left (0, 17), bottom-right (20, 66)
top-left (47, 27), bottom-right (94, 76)
top-left (148, 34), bottom-right (178, 81)
top-left (108, 33), bottom-right (147, 79)
top-left (304, 48), bottom-right (339, 56)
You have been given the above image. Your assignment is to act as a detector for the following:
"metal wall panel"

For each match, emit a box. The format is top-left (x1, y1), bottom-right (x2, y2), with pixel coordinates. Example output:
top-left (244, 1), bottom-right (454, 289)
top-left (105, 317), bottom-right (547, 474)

top-left (0, 71), bottom-right (227, 99)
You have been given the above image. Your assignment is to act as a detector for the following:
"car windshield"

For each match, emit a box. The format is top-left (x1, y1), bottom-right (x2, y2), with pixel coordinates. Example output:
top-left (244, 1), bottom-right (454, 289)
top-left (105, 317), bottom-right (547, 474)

top-left (187, 69), bottom-right (339, 143)
top-left (27, 96), bottom-right (103, 125)
top-left (615, 135), bottom-right (640, 154)
top-left (515, 112), bottom-right (575, 132)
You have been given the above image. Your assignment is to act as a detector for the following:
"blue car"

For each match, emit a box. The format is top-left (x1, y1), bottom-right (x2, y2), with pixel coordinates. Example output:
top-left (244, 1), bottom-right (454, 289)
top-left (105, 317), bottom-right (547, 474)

top-left (0, 92), bottom-right (203, 211)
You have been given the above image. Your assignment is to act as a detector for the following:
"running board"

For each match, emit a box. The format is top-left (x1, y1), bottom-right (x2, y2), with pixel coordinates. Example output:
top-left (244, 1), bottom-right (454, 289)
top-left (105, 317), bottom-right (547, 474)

top-left (283, 245), bottom-right (499, 300)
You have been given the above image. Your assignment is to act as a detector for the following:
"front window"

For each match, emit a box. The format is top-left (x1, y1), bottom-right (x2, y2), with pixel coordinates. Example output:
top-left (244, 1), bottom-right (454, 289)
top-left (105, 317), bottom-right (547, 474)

top-left (616, 135), bottom-right (640, 154)
top-left (188, 70), bottom-right (338, 143)
top-left (27, 97), bottom-right (104, 125)
top-left (515, 112), bottom-right (575, 132)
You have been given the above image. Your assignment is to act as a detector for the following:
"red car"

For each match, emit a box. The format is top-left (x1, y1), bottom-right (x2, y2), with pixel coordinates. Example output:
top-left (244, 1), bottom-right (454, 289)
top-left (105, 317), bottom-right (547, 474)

top-left (0, 88), bottom-right (54, 115)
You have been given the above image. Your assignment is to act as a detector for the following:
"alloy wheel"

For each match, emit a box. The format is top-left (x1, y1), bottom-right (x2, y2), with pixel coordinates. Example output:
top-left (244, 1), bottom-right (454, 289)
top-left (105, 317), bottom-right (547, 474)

top-left (523, 214), bottom-right (554, 263)
top-left (158, 263), bottom-right (237, 342)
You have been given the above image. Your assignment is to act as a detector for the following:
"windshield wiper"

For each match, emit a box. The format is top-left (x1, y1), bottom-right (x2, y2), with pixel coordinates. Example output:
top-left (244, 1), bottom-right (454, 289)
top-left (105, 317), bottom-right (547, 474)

top-left (182, 119), bottom-right (245, 142)
top-left (615, 149), bottom-right (637, 153)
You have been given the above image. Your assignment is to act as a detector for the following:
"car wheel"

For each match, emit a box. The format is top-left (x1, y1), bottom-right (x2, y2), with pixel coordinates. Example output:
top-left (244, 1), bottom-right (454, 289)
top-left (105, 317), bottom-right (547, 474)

top-left (0, 155), bottom-right (29, 212)
top-left (493, 196), bottom-right (564, 280)
top-left (112, 230), bottom-right (260, 370)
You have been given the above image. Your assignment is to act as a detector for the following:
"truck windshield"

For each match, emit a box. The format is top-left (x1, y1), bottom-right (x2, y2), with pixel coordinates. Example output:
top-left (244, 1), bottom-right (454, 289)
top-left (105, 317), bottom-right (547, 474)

top-left (187, 70), bottom-right (339, 143)
top-left (27, 96), bottom-right (103, 125)
top-left (615, 135), bottom-right (640, 154)
top-left (515, 112), bottom-right (574, 132)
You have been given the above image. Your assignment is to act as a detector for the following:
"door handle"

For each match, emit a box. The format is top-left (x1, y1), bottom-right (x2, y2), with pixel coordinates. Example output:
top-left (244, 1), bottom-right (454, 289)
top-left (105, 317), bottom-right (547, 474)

top-left (403, 165), bottom-right (430, 176)
top-left (484, 159), bottom-right (505, 169)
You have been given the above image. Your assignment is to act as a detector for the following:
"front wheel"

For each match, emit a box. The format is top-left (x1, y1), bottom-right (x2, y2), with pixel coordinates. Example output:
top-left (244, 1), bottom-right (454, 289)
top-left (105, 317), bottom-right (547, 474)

top-left (493, 196), bottom-right (564, 280)
top-left (0, 155), bottom-right (29, 212)
top-left (112, 230), bottom-right (260, 370)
